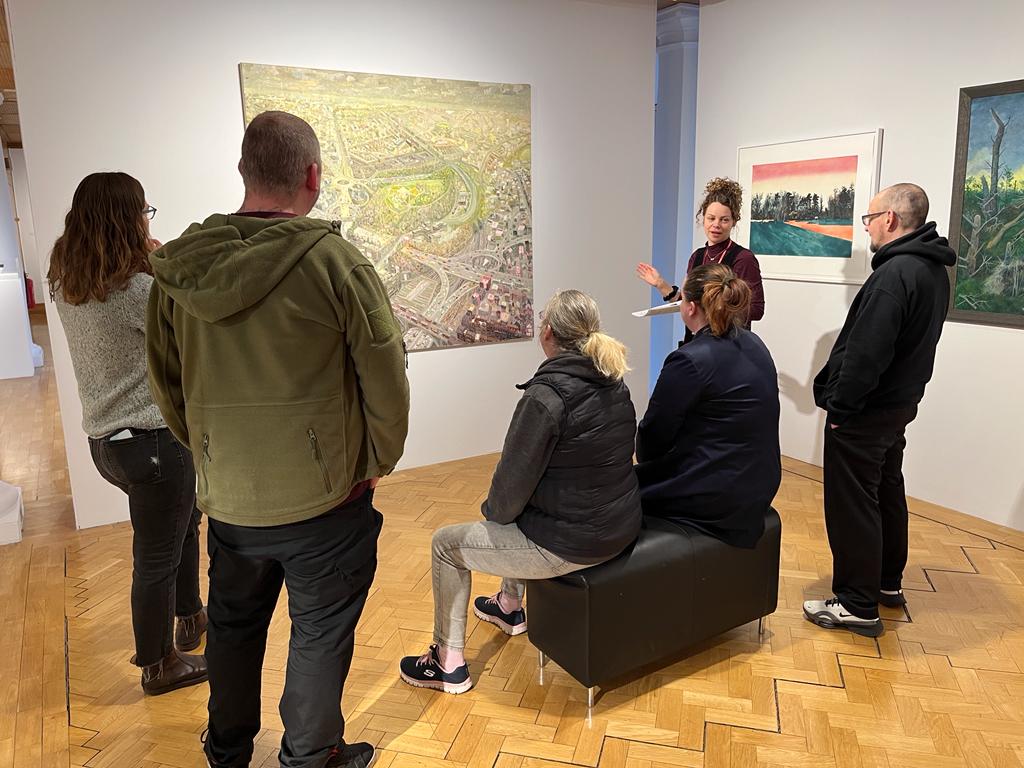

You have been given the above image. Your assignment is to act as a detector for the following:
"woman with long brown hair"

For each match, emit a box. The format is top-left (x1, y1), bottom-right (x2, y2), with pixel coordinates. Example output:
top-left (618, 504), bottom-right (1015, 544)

top-left (49, 172), bottom-right (207, 695)
top-left (636, 264), bottom-right (781, 547)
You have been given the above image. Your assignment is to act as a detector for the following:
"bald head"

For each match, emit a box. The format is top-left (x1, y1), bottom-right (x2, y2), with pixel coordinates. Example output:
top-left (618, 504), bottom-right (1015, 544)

top-left (863, 183), bottom-right (930, 253)
top-left (239, 111), bottom-right (321, 197)
top-left (876, 183), bottom-right (929, 231)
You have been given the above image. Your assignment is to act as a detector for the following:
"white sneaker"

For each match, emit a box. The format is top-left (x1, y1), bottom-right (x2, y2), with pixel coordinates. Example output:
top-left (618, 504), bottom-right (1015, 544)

top-left (803, 597), bottom-right (883, 637)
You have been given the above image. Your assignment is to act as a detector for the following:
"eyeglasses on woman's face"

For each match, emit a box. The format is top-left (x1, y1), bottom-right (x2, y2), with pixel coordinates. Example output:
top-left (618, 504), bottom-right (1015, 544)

top-left (143, 205), bottom-right (157, 221)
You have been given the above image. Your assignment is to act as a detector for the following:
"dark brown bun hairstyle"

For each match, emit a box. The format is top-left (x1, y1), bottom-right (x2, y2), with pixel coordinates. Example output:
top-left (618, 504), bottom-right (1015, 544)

top-left (682, 263), bottom-right (752, 337)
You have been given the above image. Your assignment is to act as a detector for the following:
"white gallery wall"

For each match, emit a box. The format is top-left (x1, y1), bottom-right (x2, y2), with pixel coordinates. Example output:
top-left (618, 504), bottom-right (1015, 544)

top-left (0, 143), bottom-right (34, 380)
top-left (9, 149), bottom-right (41, 295)
top-left (694, 0), bottom-right (1024, 531)
top-left (8, 0), bottom-right (655, 529)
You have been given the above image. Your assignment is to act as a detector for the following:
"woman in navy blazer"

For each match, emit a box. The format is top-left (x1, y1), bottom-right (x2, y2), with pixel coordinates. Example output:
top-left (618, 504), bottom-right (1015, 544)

top-left (636, 264), bottom-right (781, 547)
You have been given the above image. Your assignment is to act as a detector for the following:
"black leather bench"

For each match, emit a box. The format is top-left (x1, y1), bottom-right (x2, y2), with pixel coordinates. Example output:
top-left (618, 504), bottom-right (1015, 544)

top-left (527, 509), bottom-right (781, 705)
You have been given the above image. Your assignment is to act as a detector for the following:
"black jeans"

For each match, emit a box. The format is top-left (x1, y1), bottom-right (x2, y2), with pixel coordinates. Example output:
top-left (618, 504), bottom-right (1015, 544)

top-left (204, 491), bottom-right (382, 768)
top-left (88, 427), bottom-right (203, 666)
top-left (823, 405), bottom-right (917, 620)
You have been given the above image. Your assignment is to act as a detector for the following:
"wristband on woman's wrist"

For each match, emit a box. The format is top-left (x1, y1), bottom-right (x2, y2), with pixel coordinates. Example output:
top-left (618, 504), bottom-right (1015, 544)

top-left (662, 285), bottom-right (680, 302)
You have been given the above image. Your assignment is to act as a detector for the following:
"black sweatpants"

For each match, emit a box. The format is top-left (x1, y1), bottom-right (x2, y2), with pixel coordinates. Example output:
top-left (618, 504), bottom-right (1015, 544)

top-left (203, 491), bottom-right (382, 768)
top-left (823, 406), bottom-right (917, 620)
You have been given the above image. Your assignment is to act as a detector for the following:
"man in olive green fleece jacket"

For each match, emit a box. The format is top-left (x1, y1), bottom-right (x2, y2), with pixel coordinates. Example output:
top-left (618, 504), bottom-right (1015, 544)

top-left (147, 111), bottom-right (408, 768)
top-left (147, 211), bottom-right (408, 526)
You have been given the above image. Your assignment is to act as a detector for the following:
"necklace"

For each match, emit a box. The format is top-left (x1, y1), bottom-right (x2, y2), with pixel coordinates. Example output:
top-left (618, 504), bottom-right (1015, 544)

top-left (704, 239), bottom-right (732, 265)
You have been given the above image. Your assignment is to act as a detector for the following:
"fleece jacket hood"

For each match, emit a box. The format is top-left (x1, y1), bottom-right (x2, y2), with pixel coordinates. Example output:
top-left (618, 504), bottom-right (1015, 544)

top-left (146, 213), bottom-right (410, 527)
top-left (149, 214), bottom-right (336, 322)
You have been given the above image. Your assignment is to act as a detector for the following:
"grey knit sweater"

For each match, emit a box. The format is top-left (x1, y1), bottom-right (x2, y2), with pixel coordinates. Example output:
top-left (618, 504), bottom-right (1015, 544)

top-left (55, 273), bottom-right (165, 438)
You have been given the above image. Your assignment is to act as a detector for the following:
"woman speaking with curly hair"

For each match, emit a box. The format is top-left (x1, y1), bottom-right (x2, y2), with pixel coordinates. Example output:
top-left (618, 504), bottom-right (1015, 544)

top-left (638, 177), bottom-right (765, 336)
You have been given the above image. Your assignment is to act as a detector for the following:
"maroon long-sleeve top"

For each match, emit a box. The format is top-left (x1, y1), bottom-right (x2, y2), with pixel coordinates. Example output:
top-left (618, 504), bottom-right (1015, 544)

top-left (684, 240), bottom-right (765, 325)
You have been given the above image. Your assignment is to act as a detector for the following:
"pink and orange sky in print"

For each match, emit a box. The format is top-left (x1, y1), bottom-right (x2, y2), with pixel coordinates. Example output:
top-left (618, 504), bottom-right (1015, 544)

top-left (752, 155), bottom-right (858, 201)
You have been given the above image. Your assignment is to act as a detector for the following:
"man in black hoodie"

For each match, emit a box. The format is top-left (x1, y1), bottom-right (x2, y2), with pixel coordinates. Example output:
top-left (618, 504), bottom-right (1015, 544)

top-left (803, 183), bottom-right (955, 638)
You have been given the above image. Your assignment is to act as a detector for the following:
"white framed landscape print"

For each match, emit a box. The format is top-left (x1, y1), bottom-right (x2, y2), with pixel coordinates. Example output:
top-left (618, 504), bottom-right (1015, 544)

top-left (735, 130), bottom-right (883, 284)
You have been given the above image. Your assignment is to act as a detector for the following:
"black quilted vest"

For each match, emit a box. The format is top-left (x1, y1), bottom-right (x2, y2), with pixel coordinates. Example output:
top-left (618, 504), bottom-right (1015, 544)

top-left (514, 353), bottom-right (642, 563)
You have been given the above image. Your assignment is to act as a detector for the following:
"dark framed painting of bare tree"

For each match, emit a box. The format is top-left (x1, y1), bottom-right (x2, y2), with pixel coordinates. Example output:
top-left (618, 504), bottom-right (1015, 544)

top-left (948, 78), bottom-right (1024, 328)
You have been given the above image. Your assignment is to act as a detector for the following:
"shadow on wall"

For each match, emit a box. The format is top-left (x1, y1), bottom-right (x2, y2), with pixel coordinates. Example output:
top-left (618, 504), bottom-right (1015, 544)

top-left (776, 252), bottom-right (867, 463)
top-left (777, 329), bottom-right (838, 463)
top-left (777, 329), bottom-right (838, 413)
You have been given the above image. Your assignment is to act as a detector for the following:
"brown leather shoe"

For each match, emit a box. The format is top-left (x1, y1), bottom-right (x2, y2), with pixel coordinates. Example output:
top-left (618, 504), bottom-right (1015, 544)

top-left (141, 649), bottom-right (208, 696)
top-left (175, 607), bottom-right (207, 651)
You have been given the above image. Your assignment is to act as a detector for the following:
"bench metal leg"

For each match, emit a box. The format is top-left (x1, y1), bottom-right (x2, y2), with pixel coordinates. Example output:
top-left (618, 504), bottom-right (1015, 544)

top-left (538, 650), bottom-right (547, 668)
top-left (587, 686), bottom-right (597, 709)
top-left (758, 617), bottom-right (765, 639)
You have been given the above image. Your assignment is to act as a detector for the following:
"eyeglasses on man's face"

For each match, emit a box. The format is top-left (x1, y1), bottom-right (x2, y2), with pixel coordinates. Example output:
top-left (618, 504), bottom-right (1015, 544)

top-left (860, 210), bottom-right (888, 226)
top-left (143, 206), bottom-right (157, 221)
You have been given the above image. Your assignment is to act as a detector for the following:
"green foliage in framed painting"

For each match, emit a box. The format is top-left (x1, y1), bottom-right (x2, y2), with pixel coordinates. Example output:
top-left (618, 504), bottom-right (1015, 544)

top-left (948, 79), bottom-right (1024, 328)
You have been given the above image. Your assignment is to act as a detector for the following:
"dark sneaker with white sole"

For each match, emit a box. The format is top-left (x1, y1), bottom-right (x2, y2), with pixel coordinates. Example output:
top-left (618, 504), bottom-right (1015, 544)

top-left (803, 597), bottom-right (884, 637)
top-left (878, 589), bottom-right (907, 608)
top-left (473, 593), bottom-right (527, 636)
top-left (399, 644), bottom-right (473, 694)
top-left (326, 741), bottom-right (376, 768)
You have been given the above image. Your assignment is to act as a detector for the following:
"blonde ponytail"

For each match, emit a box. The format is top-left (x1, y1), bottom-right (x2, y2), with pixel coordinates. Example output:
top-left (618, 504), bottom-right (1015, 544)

top-left (580, 331), bottom-right (630, 381)
top-left (542, 290), bottom-right (631, 381)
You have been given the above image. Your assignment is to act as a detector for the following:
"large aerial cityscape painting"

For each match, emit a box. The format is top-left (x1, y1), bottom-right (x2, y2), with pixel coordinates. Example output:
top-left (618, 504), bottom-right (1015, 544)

top-left (240, 63), bottom-right (534, 351)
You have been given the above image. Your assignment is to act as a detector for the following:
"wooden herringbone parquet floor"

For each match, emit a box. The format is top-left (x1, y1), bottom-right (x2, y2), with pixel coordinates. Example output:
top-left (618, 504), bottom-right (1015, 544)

top-left (2, 314), bottom-right (1024, 768)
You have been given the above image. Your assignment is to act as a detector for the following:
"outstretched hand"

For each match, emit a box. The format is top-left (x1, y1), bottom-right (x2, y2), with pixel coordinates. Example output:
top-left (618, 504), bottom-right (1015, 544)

top-left (635, 262), bottom-right (663, 288)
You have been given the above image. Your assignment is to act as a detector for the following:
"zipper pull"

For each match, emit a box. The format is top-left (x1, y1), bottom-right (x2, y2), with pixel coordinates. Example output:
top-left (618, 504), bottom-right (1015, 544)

top-left (202, 434), bottom-right (211, 462)
top-left (403, 341), bottom-right (409, 370)
top-left (308, 428), bottom-right (318, 459)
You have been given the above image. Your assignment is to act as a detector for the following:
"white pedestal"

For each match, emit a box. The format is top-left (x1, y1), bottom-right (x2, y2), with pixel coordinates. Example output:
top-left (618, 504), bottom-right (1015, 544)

top-left (0, 481), bottom-right (24, 545)
top-left (0, 271), bottom-right (34, 379)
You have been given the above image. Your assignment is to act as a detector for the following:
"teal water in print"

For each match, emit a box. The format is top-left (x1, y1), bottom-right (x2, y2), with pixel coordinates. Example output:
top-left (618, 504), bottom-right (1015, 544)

top-left (750, 221), bottom-right (852, 258)
top-left (810, 218), bottom-right (854, 226)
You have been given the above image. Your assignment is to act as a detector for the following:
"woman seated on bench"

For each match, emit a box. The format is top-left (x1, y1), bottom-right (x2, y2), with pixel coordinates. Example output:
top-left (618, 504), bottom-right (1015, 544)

top-left (636, 263), bottom-right (781, 547)
top-left (399, 290), bottom-right (643, 694)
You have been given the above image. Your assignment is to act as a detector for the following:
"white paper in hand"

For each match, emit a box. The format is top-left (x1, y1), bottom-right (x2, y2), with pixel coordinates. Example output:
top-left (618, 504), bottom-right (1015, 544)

top-left (632, 300), bottom-right (682, 318)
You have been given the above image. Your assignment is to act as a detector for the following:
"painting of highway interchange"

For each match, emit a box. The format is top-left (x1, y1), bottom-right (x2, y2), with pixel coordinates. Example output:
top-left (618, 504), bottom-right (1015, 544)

top-left (239, 63), bottom-right (533, 351)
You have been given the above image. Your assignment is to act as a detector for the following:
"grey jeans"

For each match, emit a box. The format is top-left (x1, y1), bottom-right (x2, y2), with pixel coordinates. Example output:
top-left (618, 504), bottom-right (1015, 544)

top-left (431, 520), bottom-right (591, 650)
